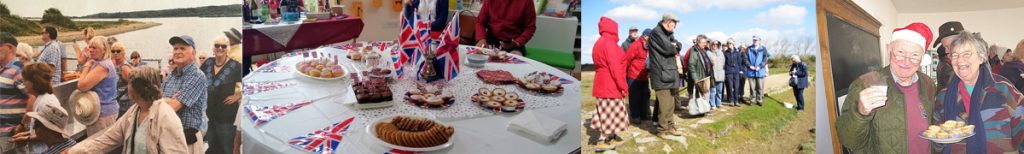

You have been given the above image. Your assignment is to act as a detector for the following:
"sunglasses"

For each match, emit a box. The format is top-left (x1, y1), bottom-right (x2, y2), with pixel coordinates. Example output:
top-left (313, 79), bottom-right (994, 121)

top-left (112, 49), bottom-right (122, 53)
top-left (131, 56), bottom-right (140, 59)
top-left (215, 44), bottom-right (228, 49)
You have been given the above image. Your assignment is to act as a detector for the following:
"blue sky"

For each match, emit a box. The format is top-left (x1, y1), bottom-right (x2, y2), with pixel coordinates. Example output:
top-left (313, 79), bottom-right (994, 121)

top-left (582, 0), bottom-right (819, 64)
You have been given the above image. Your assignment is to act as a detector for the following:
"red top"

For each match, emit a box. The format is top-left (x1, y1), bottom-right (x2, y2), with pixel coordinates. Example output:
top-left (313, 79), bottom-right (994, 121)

top-left (625, 37), bottom-right (648, 80)
top-left (898, 81), bottom-right (928, 154)
top-left (474, 0), bottom-right (537, 45)
top-left (592, 17), bottom-right (628, 98)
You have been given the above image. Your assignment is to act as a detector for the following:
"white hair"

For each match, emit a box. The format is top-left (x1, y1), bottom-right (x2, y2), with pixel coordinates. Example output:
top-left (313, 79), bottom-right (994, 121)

top-left (16, 43), bottom-right (32, 60)
top-left (791, 55), bottom-right (801, 62)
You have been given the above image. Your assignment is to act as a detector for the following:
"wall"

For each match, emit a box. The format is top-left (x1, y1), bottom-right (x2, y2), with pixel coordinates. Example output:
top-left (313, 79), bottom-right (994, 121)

top-left (852, 0), bottom-right (898, 66)
top-left (336, 0), bottom-right (404, 41)
top-left (897, 7), bottom-right (1024, 51)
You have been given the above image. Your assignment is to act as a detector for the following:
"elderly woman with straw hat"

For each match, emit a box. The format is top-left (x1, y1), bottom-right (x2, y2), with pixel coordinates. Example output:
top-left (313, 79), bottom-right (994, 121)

top-left (76, 36), bottom-right (120, 137)
top-left (69, 67), bottom-right (188, 153)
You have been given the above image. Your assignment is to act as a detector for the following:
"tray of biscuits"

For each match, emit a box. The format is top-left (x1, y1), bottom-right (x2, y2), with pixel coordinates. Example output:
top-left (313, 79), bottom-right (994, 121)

top-left (367, 115), bottom-right (455, 151)
top-left (920, 120), bottom-right (975, 144)
top-left (471, 87), bottom-right (525, 113)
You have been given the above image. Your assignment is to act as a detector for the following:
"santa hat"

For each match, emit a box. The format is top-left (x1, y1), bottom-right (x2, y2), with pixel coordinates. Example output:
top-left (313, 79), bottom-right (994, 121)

top-left (891, 22), bottom-right (933, 50)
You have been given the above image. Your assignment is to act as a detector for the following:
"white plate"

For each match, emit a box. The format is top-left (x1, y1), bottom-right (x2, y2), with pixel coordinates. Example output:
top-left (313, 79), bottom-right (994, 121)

top-left (294, 61), bottom-right (348, 80)
top-left (919, 132), bottom-right (975, 144)
top-left (365, 115), bottom-right (453, 151)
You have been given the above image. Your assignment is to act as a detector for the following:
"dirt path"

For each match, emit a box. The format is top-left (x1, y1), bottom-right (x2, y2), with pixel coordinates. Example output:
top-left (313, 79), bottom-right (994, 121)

top-left (733, 87), bottom-right (817, 154)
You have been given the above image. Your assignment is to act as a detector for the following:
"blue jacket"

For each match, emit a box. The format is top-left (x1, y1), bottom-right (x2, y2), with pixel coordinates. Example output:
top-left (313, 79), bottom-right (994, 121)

top-left (724, 47), bottom-right (744, 75)
top-left (790, 62), bottom-right (809, 89)
top-left (405, 0), bottom-right (449, 32)
top-left (746, 45), bottom-right (769, 78)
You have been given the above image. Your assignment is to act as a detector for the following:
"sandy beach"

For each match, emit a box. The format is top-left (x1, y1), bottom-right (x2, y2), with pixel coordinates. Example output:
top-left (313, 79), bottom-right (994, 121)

top-left (15, 21), bottom-right (162, 46)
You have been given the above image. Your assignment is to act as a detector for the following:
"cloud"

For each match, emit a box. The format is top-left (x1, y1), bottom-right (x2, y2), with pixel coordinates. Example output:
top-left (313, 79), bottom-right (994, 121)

top-left (581, 34), bottom-right (601, 64)
top-left (711, 0), bottom-right (791, 10)
top-left (604, 5), bottom-right (661, 22)
top-left (753, 4), bottom-right (807, 26)
top-left (705, 32), bottom-right (731, 43)
top-left (610, 0), bottom-right (792, 12)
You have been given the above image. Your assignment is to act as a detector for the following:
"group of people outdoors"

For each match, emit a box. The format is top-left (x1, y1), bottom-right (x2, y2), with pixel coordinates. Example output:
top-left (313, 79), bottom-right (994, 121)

top-left (589, 13), bottom-right (810, 151)
top-left (837, 21), bottom-right (1024, 153)
top-left (0, 25), bottom-right (243, 154)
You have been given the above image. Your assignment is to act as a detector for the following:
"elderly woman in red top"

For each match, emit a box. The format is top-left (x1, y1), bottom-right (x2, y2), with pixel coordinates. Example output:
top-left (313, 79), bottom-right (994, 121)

top-left (474, 0), bottom-right (536, 56)
top-left (625, 29), bottom-right (652, 124)
top-left (589, 17), bottom-right (629, 152)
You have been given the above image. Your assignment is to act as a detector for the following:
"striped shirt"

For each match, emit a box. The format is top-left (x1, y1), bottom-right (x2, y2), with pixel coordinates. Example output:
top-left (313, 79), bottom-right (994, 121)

top-left (42, 139), bottom-right (76, 154)
top-left (0, 60), bottom-right (26, 136)
top-left (162, 62), bottom-right (208, 130)
top-left (38, 40), bottom-right (64, 85)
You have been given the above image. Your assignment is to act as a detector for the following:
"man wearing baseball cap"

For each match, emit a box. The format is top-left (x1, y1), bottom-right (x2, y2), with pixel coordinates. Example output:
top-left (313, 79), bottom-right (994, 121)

top-left (621, 26), bottom-right (639, 52)
top-left (163, 35), bottom-right (209, 153)
top-left (745, 35), bottom-right (770, 106)
top-left (934, 21), bottom-right (965, 91)
top-left (836, 22), bottom-right (937, 153)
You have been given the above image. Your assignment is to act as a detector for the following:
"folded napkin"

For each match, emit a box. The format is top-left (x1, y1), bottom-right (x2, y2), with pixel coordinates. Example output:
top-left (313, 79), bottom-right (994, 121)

top-left (507, 111), bottom-right (567, 144)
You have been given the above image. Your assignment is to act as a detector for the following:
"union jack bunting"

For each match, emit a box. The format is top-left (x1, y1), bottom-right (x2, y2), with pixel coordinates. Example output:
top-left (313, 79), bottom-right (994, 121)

top-left (245, 101), bottom-right (314, 126)
top-left (288, 117), bottom-right (356, 154)
top-left (242, 82), bottom-right (295, 95)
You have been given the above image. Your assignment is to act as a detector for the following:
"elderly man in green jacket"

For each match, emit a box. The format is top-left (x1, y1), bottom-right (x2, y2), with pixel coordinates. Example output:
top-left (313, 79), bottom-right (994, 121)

top-left (835, 22), bottom-right (937, 152)
top-left (836, 22), bottom-right (936, 153)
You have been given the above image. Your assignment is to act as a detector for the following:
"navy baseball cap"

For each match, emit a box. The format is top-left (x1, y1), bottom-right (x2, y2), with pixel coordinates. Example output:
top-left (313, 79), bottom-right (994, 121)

top-left (168, 35), bottom-right (195, 48)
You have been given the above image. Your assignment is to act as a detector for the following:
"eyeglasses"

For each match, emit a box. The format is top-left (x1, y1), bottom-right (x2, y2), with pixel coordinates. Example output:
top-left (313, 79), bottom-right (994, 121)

top-left (949, 51), bottom-right (976, 60)
top-left (215, 44), bottom-right (228, 49)
top-left (892, 49), bottom-right (923, 63)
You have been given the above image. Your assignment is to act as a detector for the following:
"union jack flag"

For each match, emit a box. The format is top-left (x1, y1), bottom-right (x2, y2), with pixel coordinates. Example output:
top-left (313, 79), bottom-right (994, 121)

top-left (435, 13), bottom-right (461, 80)
top-left (397, 6), bottom-right (427, 79)
top-left (245, 101), bottom-right (314, 126)
top-left (288, 117), bottom-right (356, 154)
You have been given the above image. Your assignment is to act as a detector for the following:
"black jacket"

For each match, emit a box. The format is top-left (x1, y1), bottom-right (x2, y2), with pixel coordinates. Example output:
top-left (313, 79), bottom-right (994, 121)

top-left (621, 37), bottom-right (635, 52)
top-left (645, 24), bottom-right (682, 90)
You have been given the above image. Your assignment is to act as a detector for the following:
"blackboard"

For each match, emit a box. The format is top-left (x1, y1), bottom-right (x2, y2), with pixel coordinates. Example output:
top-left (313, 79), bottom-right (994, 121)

top-left (825, 14), bottom-right (883, 98)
